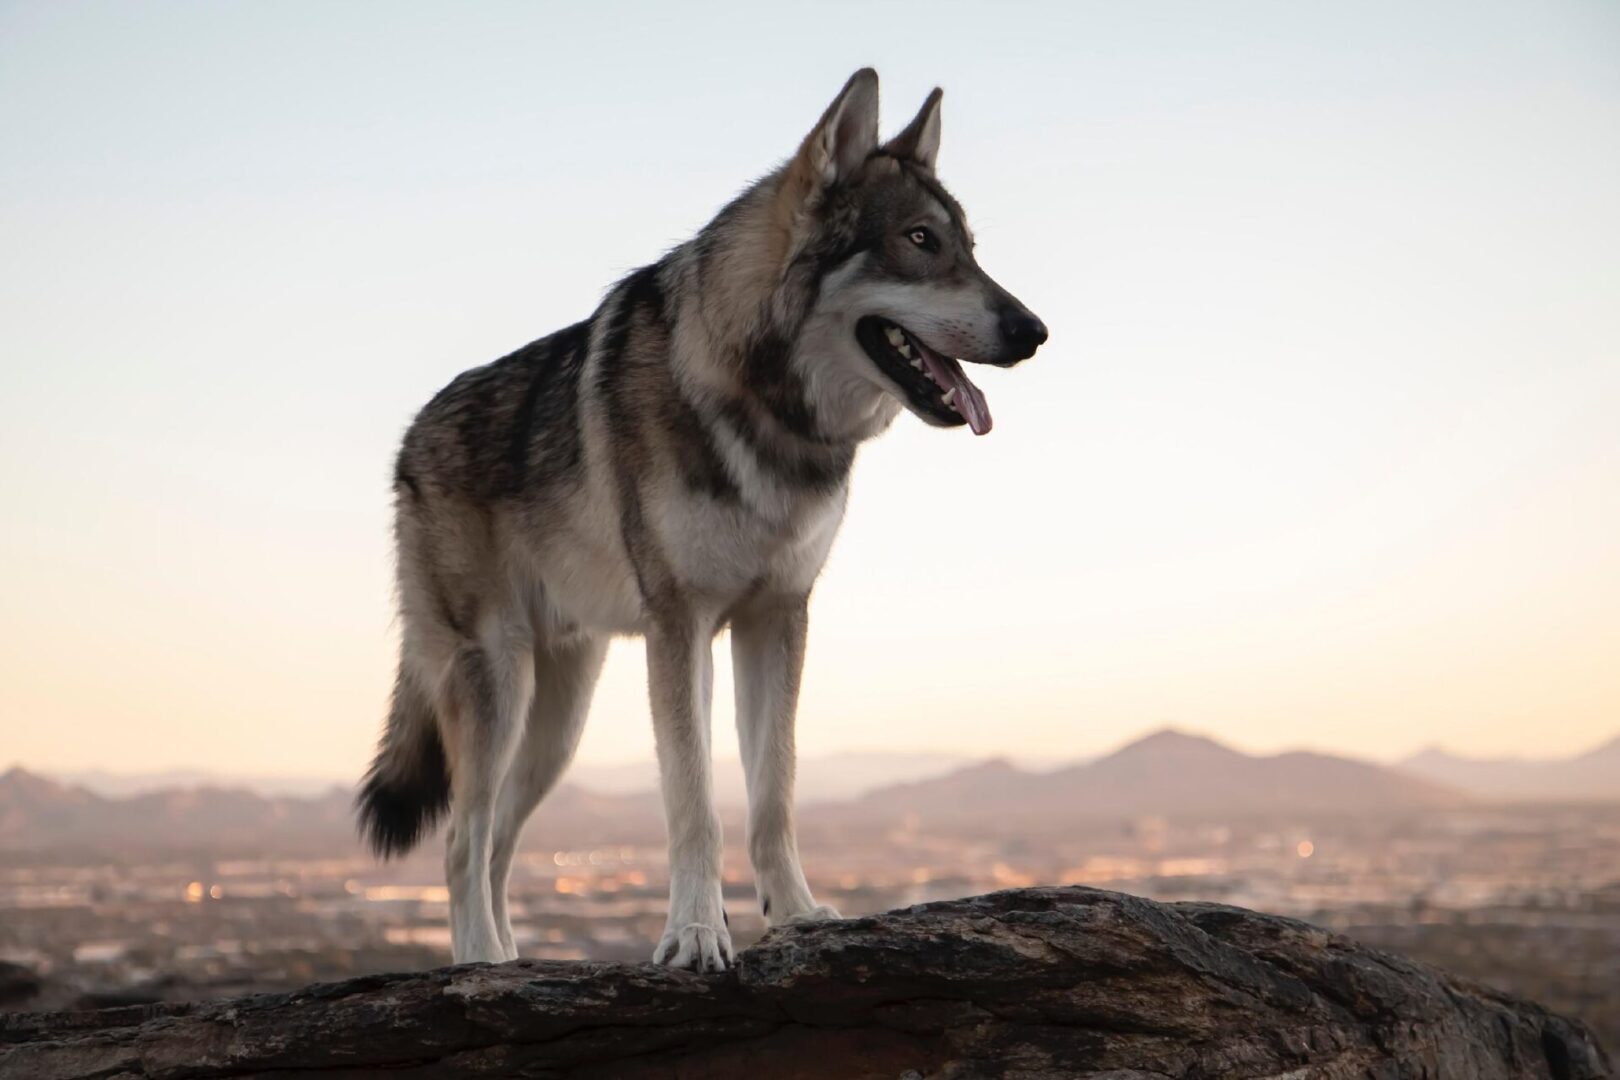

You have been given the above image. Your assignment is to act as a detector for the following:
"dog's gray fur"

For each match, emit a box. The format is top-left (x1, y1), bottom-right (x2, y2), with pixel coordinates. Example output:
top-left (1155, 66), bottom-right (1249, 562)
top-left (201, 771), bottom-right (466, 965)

top-left (358, 69), bottom-right (1046, 971)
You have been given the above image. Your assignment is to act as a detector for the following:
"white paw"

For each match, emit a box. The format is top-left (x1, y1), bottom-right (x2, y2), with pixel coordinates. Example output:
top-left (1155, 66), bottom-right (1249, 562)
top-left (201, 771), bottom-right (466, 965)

top-left (652, 921), bottom-right (734, 972)
top-left (776, 903), bottom-right (843, 927)
top-left (453, 940), bottom-right (509, 965)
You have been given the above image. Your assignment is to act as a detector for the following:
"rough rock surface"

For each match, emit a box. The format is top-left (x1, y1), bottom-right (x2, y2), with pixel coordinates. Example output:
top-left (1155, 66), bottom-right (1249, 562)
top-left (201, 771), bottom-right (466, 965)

top-left (0, 887), bottom-right (1609, 1079)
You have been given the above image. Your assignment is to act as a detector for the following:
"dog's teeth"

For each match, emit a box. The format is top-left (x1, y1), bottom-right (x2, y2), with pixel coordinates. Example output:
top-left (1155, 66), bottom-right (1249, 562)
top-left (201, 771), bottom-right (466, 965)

top-left (884, 327), bottom-right (905, 348)
top-left (941, 387), bottom-right (957, 406)
top-left (896, 342), bottom-right (911, 358)
top-left (910, 358), bottom-right (924, 370)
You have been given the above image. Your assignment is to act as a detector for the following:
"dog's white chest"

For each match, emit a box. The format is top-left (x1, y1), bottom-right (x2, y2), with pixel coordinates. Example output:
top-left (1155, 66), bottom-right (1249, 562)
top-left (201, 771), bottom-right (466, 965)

top-left (656, 487), bottom-right (846, 601)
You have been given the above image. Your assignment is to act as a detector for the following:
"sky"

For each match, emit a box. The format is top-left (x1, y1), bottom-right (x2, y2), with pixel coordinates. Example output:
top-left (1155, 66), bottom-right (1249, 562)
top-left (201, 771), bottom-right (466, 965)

top-left (2, 0), bottom-right (1618, 780)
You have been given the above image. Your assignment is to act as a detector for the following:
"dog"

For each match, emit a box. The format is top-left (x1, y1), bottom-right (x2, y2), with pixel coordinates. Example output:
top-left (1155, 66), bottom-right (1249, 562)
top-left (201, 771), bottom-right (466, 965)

top-left (357, 68), bottom-right (1047, 972)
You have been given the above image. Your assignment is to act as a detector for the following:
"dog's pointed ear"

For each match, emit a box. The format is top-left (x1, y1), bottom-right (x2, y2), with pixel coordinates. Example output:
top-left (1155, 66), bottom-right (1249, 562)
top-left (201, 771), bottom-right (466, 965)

top-left (791, 68), bottom-right (880, 192)
top-left (884, 88), bottom-right (942, 172)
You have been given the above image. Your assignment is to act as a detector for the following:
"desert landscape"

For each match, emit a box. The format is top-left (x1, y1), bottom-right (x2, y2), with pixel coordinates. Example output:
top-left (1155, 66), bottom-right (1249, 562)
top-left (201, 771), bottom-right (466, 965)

top-left (5, 728), bottom-right (1617, 1050)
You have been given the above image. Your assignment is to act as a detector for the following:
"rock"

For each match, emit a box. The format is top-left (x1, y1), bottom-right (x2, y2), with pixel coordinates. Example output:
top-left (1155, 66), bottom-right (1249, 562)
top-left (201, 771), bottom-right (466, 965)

top-left (0, 887), bottom-right (1609, 1078)
top-left (0, 965), bottom-right (40, 1010)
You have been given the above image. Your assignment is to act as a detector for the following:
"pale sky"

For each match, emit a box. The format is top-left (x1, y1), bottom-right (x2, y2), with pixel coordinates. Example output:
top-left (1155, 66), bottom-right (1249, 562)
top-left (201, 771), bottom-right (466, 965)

top-left (3, 1), bottom-right (1618, 780)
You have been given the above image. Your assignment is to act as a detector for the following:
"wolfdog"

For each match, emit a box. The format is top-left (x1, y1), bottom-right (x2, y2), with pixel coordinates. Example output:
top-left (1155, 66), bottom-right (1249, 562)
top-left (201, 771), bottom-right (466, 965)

top-left (358, 69), bottom-right (1047, 971)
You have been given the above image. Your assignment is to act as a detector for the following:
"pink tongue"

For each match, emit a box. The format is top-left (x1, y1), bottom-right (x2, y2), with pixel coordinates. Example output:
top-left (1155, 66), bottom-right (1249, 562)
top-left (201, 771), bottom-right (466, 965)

top-left (918, 345), bottom-right (993, 435)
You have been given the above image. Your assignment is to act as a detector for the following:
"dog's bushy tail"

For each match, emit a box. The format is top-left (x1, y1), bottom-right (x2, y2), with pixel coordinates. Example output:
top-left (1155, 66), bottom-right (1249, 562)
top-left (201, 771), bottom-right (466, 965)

top-left (356, 670), bottom-right (449, 859)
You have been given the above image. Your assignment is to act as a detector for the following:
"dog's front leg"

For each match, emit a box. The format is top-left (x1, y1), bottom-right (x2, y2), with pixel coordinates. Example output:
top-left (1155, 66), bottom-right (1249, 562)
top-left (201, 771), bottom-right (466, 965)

top-left (731, 592), bottom-right (840, 927)
top-left (646, 616), bottom-right (733, 971)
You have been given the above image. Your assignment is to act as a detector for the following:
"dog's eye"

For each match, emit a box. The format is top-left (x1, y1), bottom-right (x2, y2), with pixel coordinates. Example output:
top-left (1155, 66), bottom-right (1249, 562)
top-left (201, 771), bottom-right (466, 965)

top-left (906, 227), bottom-right (938, 252)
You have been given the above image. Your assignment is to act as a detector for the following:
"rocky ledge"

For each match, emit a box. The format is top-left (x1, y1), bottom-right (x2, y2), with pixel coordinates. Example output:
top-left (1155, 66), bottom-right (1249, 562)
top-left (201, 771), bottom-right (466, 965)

top-left (0, 887), bottom-right (1609, 1079)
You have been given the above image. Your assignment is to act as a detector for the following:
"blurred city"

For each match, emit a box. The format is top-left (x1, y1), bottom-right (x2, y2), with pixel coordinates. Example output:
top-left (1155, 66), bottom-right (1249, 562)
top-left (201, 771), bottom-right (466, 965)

top-left (3, 729), bottom-right (1617, 1051)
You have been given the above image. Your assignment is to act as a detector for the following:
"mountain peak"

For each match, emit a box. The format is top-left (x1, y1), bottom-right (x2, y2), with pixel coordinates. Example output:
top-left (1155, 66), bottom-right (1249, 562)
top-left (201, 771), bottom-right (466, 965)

top-left (1398, 732), bottom-right (1620, 802)
top-left (1102, 728), bottom-right (1238, 760)
top-left (1575, 734), bottom-right (1620, 763)
top-left (853, 755), bottom-right (1031, 810)
top-left (959, 756), bottom-right (1021, 775)
top-left (1, 765), bottom-right (54, 791)
top-left (1402, 745), bottom-right (1455, 766)
top-left (0, 766), bottom-right (95, 807)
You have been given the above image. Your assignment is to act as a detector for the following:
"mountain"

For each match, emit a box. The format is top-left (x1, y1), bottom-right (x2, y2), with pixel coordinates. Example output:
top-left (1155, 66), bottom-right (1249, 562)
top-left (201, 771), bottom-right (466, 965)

top-left (0, 767), bottom-right (102, 838)
top-left (0, 767), bottom-right (354, 854)
top-left (1068, 729), bottom-right (1462, 817)
top-left (570, 750), bottom-right (974, 806)
top-left (852, 729), bottom-right (1465, 824)
top-left (59, 768), bottom-right (347, 799)
top-left (47, 752), bottom-right (979, 807)
top-left (0, 766), bottom-right (669, 855)
top-left (1398, 735), bottom-right (1620, 802)
top-left (1, 729), bottom-right (1495, 854)
top-left (3, 751), bottom-right (974, 856)
top-left (848, 757), bottom-right (1027, 815)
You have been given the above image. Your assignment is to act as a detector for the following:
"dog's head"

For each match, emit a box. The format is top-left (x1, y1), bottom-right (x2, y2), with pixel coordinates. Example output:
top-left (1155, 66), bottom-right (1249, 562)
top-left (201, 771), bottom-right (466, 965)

top-left (783, 69), bottom-right (1047, 438)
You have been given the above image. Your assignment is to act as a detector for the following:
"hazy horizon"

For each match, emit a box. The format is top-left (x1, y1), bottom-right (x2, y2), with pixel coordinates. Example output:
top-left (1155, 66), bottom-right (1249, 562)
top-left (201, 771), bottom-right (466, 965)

top-left (4, 1), bottom-right (1618, 778)
top-left (9, 722), bottom-right (1618, 793)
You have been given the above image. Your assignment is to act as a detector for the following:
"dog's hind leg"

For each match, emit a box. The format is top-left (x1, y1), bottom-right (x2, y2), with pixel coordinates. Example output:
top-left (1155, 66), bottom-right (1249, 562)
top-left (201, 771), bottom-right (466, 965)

top-left (731, 592), bottom-right (839, 927)
top-left (439, 629), bottom-right (534, 965)
top-left (488, 633), bottom-right (608, 959)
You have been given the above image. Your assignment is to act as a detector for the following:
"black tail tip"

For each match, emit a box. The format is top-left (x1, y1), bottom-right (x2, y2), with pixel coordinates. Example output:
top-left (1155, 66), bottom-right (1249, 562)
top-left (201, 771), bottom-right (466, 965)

top-left (355, 767), bottom-right (449, 860)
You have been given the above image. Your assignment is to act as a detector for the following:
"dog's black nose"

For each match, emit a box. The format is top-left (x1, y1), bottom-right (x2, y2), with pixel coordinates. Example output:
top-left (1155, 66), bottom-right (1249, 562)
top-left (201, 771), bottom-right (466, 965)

top-left (999, 308), bottom-right (1049, 359)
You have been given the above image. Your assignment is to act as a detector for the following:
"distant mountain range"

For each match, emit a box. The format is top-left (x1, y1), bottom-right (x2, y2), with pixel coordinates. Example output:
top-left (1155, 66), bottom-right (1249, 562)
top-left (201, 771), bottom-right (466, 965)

top-left (567, 751), bottom-right (979, 806)
top-left (845, 729), bottom-right (1466, 826)
top-left (54, 752), bottom-right (979, 807)
top-left (8, 729), bottom-right (1613, 855)
top-left (0, 768), bottom-right (354, 854)
top-left (1397, 737), bottom-right (1620, 802)
top-left (0, 767), bottom-right (663, 856)
top-left (55, 768), bottom-right (346, 799)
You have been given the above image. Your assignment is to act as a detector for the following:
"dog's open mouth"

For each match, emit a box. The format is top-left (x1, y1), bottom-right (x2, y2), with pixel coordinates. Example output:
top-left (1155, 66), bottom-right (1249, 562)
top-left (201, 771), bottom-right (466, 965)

top-left (856, 316), bottom-right (992, 435)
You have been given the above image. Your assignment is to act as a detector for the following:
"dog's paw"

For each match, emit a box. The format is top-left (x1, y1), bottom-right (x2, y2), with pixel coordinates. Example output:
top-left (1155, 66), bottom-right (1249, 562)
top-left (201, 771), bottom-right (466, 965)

top-left (777, 903), bottom-right (843, 927)
top-left (651, 921), bottom-right (734, 973)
